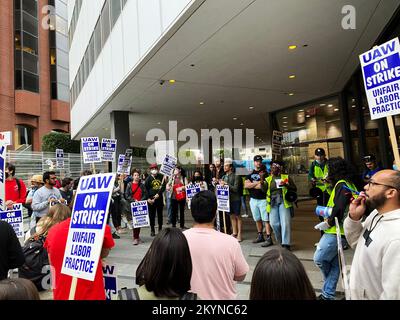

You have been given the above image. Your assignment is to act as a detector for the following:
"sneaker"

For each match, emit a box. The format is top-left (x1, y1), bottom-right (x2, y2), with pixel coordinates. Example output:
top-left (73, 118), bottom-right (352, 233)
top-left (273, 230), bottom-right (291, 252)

top-left (282, 244), bottom-right (291, 251)
top-left (314, 242), bottom-right (319, 247)
top-left (132, 239), bottom-right (139, 245)
top-left (150, 231), bottom-right (156, 237)
top-left (252, 234), bottom-right (265, 244)
top-left (317, 294), bottom-right (329, 300)
top-left (241, 214), bottom-right (249, 218)
top-left (117, 228), bottom-right (127, 234)
top-left (261, 236), bottom-right (273, 247)
top-left (112, 233), bottom-right (120, 239)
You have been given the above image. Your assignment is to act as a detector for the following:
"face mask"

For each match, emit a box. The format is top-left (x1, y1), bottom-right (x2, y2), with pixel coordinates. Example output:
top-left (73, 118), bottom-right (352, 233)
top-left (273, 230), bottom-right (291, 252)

top-left (151, 170), bottom-right (158, 175)
top-left (393, 165), bottom-right (398, 171)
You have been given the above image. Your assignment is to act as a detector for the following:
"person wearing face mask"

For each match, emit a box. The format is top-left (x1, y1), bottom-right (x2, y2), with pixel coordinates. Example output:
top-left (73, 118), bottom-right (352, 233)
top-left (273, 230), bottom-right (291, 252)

top-left (144, 164), bottom-right (166, 237)
top-left (190, 171), bottom-right (208, 191)
top-left (345, 170), bottom-right (400, 300)
top-left (166, 166), bottom-right (188, 230)
top-left (4, 163), bottom-right (28, 210)
top-left (264, 161), bottom-right (297, 250)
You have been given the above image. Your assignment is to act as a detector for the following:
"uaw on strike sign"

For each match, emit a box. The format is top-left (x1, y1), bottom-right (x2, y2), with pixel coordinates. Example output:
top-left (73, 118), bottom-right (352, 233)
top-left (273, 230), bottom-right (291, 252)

top-left (61, 173), bottom-right (115, 281)
top-left (360, 38), bottom-right (400, 119)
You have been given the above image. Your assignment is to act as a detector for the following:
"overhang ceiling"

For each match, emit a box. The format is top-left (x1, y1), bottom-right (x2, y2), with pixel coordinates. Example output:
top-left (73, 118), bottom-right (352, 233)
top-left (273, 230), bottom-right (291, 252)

top-left (75, 0), bottom-right (400, 148)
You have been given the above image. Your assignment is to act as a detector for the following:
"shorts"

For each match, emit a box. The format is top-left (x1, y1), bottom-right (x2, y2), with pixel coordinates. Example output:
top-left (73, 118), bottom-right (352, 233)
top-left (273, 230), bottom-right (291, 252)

top-left (250, 198), bottom-right (269, 222)
top-left (228, 200), bottom-right (241, 216)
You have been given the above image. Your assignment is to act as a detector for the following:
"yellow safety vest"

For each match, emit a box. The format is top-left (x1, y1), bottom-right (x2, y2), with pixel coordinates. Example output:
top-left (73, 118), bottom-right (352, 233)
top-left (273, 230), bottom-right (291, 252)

top-left (324, 179), bottom-right (358, 235)
top-left (242, 177), bottom-right (249, 196)
top-left (314, 162), bottom-right (330, 193)
top-left (266, 174), bottom-right (293, 213)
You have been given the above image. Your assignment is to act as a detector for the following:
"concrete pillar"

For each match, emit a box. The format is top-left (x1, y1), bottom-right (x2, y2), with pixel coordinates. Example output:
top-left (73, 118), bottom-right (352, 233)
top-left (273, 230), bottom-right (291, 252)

top-left (110, 111), bottom-right (130, 172)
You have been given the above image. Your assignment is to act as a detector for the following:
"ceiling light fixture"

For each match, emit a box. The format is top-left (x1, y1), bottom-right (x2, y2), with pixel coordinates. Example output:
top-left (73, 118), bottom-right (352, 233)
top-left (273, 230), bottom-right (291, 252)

top-left (320, 104), bottom-right (326, 107)
top-left (282, 116), bottom-right (288, 119)
top-left (334, 108), bottom-right (339, 112)
top-left (328, 104), bottom-right (333, 107)
top-left (249, 106), bottom-right (254, 110)
top-left (199, 102), bottom-right (205, 105)
top-left (233, 117), bottom-right (238, 120)
top-left (289, 75), bottom-right (296, 79)
top-left (299, 109), bottom-right (304, 112)
top-left (288, 93), bottom-right (294, 96)
top-left (288, 45), bottom-right (297, 50)
top-left (169, 80), bottom-right (176, 84)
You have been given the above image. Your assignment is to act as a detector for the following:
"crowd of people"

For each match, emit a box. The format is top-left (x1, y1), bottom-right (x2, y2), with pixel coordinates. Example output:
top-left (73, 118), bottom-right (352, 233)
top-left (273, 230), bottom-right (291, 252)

top-left (0, 148), bottom-right (399, 300)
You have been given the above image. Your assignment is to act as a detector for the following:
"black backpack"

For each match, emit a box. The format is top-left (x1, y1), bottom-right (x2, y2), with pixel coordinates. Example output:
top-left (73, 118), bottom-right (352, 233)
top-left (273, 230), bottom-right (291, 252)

top-left (18, 230), bottom-right (50, 291)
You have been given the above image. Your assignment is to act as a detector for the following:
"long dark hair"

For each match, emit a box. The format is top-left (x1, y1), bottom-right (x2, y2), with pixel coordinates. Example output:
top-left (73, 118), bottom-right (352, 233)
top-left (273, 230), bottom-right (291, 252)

top-left (0, 278), bottom-right (40, 300)
top-left (136, 228), bottom-right (192, 298)
top-left (191, 170), bottom-right (204, 183)
top-left (250, 248), bottom-right (316, 300)
top-left (327, 157), bottom-right (355, 186)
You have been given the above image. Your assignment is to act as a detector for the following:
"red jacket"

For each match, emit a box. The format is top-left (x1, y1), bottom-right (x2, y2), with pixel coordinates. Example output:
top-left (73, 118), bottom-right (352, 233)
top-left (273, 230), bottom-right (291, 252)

top-left (5, 178), bottom-right (27, 204)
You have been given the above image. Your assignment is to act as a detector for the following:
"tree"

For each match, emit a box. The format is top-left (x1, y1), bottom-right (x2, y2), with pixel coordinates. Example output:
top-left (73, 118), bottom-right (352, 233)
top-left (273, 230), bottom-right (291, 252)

top-left (41, 132), bottom-right (80, 153)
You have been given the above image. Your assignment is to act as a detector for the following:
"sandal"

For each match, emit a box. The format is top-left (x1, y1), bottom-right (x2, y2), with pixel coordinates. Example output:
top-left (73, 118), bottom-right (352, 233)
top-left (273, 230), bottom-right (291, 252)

top-left (232, 234), bottom-right (237, 238)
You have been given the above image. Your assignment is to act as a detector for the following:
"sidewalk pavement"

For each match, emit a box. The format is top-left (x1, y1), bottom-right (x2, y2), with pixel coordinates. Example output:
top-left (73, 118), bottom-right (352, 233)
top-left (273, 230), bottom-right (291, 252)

top-left (38, 200), bottom-right (352, 300)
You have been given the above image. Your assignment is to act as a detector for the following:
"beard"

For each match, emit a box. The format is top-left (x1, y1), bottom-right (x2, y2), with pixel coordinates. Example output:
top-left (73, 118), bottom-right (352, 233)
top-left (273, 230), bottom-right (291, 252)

top-left (366, 193), bottom-right (387, 211)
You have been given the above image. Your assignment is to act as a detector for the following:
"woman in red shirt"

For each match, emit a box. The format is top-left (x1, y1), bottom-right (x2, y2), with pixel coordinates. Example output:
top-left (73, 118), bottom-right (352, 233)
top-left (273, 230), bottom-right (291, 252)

top-left (125, 169), bottom-right (148, 245)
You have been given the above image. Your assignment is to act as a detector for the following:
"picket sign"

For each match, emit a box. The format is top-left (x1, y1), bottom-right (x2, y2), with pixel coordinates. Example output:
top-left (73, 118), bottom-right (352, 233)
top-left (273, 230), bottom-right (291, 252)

top-left (0, 143), bottom-right (6, 211)
top-left (216, 185), bottom-right (230, 234)
top-left (360, 38), bottom-right (400, 167)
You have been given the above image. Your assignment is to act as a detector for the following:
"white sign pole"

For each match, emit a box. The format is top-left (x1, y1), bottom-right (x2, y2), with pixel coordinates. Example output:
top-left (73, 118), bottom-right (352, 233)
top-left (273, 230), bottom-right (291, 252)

top-left (335, 217), bottom-right (350, 300)
top-left (69, 277), bottom-right (78, 300)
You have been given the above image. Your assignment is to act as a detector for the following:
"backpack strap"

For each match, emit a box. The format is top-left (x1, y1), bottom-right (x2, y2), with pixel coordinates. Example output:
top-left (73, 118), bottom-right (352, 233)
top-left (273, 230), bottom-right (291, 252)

top-left (118, 287), bottom-right (140, 300)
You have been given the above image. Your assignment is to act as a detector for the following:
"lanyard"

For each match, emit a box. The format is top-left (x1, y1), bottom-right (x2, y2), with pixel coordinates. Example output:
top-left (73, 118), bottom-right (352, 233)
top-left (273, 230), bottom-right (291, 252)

top-left (363, 213), bottom-right (383, 247)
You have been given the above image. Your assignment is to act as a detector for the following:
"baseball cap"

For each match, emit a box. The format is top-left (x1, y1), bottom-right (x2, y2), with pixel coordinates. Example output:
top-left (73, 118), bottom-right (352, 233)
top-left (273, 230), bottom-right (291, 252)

top-left (254, 155), bottom-right (263, 162)
top-left (315, 148), bottom-right (326, 156)
top-left (363, 154), bottom-right (376, 162)
top-left (149, 163), bottom-right (158, 169)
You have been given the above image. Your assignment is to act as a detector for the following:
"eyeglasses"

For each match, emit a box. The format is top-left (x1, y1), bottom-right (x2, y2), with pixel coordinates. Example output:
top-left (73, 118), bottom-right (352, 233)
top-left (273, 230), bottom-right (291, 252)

top-left (50, 199), bottom-right (67, 206)
top-left (367, 180), bottom-right (399, 190)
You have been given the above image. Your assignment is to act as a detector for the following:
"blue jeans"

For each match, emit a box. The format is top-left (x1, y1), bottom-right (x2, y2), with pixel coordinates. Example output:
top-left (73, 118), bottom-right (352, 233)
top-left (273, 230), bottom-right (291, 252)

top-left (313, 233), bottom-right (340, 300)
top-left (166, 191), bottom-right (173, 223)
top-left (269, 203), bottom-right (291, 245)
top-left (241, 196), bottom-right (249, 214)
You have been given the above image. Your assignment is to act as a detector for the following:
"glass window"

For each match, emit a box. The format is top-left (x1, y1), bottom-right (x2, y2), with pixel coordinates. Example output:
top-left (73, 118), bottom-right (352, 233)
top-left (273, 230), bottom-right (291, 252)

top-left (101, 0), bottom-right (111, 47)
top-left (15, 70), bottom-right (23, 90)
top-left (122, 0), bottom-right (128, 8)
top-left (55, 0), bottom-right (68, 20)
top-left (23, 71), bottom-right (39, 92)
top-left (94, 19), bottom-right (102, 61)
top-left (22, 51), bottom-right (38, 74)
top-left (89, 35), bottom-right (95, 71)
top-left (22, 0), bottom-right (38, 18)
top-left (110, 0), bottom-right (121, 27)
top-left (57, 83), bottom-right (70, 102)
top-left (15, 49), bottom-right (22, 69)
top-left (56, 32), bottom-right (68, 52)
top-left (51, 82), bottom-right (58, 99)
top-left (55, 16), bottom-right (68, 35)
top-left (276, 97), bottom-right (342, 174)
top-left (15, 31), bottom-right (22, 50)
top-left (15, 0), bottom-right (21, 10)
top-left (56, 49), bottom-right (68, 69)
top-left (22, 11), bottom-right (38, 36)
top-left (57, 66), bottom-right (69, 86)
top-left (23, 31), bottom-right (38, 55)
top-left (15, 10), bottom-right (21, 30)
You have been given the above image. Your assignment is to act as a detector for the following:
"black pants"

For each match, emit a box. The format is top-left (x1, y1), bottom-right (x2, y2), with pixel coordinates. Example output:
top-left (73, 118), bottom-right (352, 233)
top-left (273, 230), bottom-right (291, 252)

top-left (171, 199), bottom-right (185, 228)
top-left (110, 197), bottom-right (122, 228)
top-left (149, 200), bottom-right (164, 232)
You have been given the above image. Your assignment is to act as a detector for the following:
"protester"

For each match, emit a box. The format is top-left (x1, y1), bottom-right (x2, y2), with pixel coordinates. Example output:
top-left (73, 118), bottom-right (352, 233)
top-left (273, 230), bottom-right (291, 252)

top-left (245, 155), bottom-right (273, 246)
top-left (361, 154), bottom-right (382, 184)
top-left (44, 216), bottom-right (115, 300)
top-left (110, 174), bottom-right (124, 237)
top-left (0, 278), bottom-right (40, 300)
top-left (4, 162), bottom-right (27, 210)
top-left (190, 170), bottom-right (208, 191)
top-left (145, 164), bottom-right (166, 236)
top-left (184, 191), bottom-right (249, 300)
top-left (25, 175), bottom-right (44, 218)
top-left (129, 228), bottom-right (196, 300)
top-left (32, 171), bottom-right (64, 224)
top-left (165, 176), bottom-right (173, 225)
top-left (313, 157), bottom-right (358, 300)
top-left (24, 202), bottom-right (71, 240)
top-left (167, 166), bottom-right (188, 230)
top-left (308, 148), bottom-right (330, 206)
top-left (265, 160), bottom-right (297, 250)
top-left (59, 177), bottom-right (74, 208)
top-left (220, 159), bottom-right (243, 241)
top-left (206, 163), bottom-right (217, 191)
top-left (345, 170), bottom-right (400, 299)
top-left (250, 248), bottom-right (316, 300)
top-left (0, 221), bottom-right (25, 280)
top-left (125, 169), bottom-right (148, 245)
